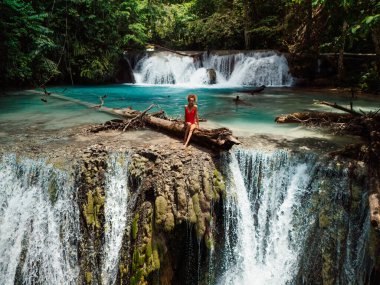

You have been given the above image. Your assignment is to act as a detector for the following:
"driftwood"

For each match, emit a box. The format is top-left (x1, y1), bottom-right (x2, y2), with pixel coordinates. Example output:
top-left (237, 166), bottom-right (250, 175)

top-left (275, 112), bottom-right (353, 124)
top-left (95, 106), bottom-right (241, 150)
top-left (313, 100), bottom-right (362, 116)
top-left (28, 89), bottom-right (240, 150)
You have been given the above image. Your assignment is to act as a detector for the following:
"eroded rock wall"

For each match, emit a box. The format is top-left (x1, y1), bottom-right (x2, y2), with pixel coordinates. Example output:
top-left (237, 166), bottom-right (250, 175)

top-left (76, 144), bottom-right (226, 285)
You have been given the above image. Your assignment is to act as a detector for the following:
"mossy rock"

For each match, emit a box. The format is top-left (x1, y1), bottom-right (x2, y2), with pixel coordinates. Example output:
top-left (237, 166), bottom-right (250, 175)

top-left (188, 198), bottom-right (197, 224)
top-left (85, 271), bottom-right (92, 284)
top-left (155, 196), bottom-right (168, 226)
top-left (164, 212), bottom-right (175, 232)
top-left (319, 211), bottom-right (330, 229)
top-left (132, 213), bottom-right (140, 240)
top-left (213, 169), bottom-right (226, 198)
top-left (47, 173), bottom-right (58, 204)
top-left (82, 187), bottom-right (105, 229)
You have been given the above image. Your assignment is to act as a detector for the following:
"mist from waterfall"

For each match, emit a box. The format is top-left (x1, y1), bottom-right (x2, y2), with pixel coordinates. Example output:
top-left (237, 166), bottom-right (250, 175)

top-left (0, 155), bottom-right (79, 285)
top-left (217, 148), bottom-right (370, 285)
top-left (133, 51), bottom-right (293, 87)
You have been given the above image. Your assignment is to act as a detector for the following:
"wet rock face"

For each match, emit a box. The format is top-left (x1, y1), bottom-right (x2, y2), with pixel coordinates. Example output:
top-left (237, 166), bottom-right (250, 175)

top-left (125, 144), bottom-right (226, 284)
top-left (206, 68), bottom-right (217, 84)
top-left (76, 143), bottom-right (226, 285)
top-left (77, 144), bottom-right (108, 285)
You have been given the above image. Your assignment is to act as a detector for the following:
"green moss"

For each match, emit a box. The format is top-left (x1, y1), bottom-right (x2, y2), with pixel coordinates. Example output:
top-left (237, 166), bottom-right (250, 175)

top-left (85, 271), bottom-right (92, 284)
top-left (188, 199), bottom-right (197, 224)
top-left (146, 239), bottom-right (152, 257)
top-left (319, 211), bottom-right (330, 228)
top-left (83, 191), bottom-right (95, 227)
top-left (152, 245), bottom-right (160, 271)
top-left (192, 194), bottom-right (201, 218)
top-left (48, 174), bottom-right (58, 204)
top-left (119, 264), bottom-right (128, 281)
top-left (164, 212), bottom-right (175, 232)
top-left (155, 196), bottom-right (168, 226)
top-left (82, 187), bottom-right (105, 229)
top-left (196, 215), bottom-right (206, 239)
top-left (213, 169), bottom-right (226, 198)
top-left (322, 251), bottom-right (334, 285)
top-left (132, 213), bottom-right (139, 240)
top-left (205, 234), bottom-right (214, 250)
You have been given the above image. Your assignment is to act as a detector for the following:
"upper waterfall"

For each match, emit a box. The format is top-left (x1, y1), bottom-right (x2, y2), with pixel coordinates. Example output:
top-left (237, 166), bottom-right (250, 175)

top-left (132, 51), bottom-right (293, 87)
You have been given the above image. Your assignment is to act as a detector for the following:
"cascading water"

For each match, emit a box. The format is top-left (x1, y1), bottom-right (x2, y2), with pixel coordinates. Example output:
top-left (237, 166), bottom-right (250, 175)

top-left (133, 51), bottom-right (292, 86)
top-left (101, 153), bottom-right (130, 285)
top-left (0, 155), bottom-right (79, 285)
top-left (0, 149), bottom-right (372, 285)
top-left (217, 148), bottom-right (370, 285)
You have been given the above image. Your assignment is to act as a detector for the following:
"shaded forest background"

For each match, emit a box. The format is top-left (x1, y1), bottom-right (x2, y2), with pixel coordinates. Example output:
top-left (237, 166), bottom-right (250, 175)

top-left (0, 0), bottom-right (379, 91)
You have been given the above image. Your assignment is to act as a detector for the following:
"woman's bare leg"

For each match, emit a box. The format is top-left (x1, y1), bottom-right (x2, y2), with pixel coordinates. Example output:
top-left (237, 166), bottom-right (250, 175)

top-left (184, 124), bottom-right (196, 147)
top-left (184, 123), bottom-right (191, 144)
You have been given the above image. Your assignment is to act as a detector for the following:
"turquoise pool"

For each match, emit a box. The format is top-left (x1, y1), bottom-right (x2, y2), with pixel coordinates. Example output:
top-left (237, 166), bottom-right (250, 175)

top-left (1, 84), bottom-right (379, 138)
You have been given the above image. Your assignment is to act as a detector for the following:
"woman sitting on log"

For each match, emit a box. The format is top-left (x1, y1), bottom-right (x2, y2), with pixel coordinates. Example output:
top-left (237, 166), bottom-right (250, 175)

top-left (183, 94), bottom-right (199, 147)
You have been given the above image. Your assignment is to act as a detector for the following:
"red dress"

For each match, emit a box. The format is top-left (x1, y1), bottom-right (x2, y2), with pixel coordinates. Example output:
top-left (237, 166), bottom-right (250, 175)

top-left (185, 106), bottom-right (196, 124)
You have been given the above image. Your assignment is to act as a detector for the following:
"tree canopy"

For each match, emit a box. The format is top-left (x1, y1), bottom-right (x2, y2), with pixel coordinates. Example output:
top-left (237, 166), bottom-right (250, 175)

top-left (0, 0), bottom-right (379, 88)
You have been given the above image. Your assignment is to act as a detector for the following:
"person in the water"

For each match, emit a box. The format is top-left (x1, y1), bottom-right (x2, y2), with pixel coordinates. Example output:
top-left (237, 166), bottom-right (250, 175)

top-left (183, 94), bottom-right (199, 147)
top-left (233, 95), bottom-right (254, 106)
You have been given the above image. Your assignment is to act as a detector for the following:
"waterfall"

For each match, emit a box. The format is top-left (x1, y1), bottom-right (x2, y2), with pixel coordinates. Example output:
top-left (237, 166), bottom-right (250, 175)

top-left (0, 154), bottom-right (79, 285)
top-left (101, 153), bottom-right (130, 285)
top-left (218, 148), bottom-right (370, 285)
top-left (0, 149), bottom-right (372, 284)
top-left (133, 51), bottom-right (292, 86)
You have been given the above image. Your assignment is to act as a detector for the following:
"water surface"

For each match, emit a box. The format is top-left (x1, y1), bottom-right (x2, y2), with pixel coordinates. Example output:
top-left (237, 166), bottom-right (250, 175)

top-left (1, 85), bottom-right (379, 139)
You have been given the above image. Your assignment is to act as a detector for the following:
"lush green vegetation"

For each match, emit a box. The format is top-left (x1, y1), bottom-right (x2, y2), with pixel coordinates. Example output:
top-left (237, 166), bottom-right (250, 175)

top-left (0, 0), bottom-right (379, 90)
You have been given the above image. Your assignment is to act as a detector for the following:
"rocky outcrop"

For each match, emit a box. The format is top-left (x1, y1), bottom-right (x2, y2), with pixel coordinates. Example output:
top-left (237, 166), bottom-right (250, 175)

top-left (77, 145), bottom-right (108, 284)
top-left (122, 145), bottom-right (225, 284)
top-left (76, 143), bottom-right (226, 285)
top-left (206, 68), bottom-right (217, 84)
top-left (115, 54), bottom-right (136, 83)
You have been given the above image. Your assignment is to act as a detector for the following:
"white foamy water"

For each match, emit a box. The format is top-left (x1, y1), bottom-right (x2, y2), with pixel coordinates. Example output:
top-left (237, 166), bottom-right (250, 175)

top-left (133, 51), bottom-right (292, 87)
top-left (0, 155), bottom-right (79, 285)
top-left (219, 149), bottom-right (314, 285)
top-left (101, 153), bottom-right (130, 285)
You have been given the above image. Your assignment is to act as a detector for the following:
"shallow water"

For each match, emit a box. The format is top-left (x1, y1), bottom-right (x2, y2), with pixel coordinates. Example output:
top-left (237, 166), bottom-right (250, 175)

top-left (1, 85), bottom-right (379, 138)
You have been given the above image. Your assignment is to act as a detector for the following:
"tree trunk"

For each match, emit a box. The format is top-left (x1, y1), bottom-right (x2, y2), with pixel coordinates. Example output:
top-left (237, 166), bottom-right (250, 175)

top-left (337, 21), bottom-right (348, 84)
top-left (29, 90), bottom-right (241, 150)
top-left (275, 112), bottom-right (353, 124)
top-left (242, 0), bottom-right (255, 49)
top-left (106, 107), bottom-right (241, 151)
top-left (304, 0), bottom-right (313, 50)
top-left (372, 24), bottom-right (380, 81)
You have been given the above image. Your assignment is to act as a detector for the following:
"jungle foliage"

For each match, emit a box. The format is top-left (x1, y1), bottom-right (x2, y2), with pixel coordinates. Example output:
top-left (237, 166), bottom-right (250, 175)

top-left (0, 0), bottom-right (379, 89)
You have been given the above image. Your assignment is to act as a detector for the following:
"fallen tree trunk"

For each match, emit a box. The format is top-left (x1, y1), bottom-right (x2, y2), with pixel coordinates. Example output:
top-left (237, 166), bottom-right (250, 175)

top-left (314, 100), bottom-right (362, 116)
top-left (101, 106), bottom-right (241, 150)
top-left (28, 90), bottom-right (241, 151)
top-left (275, 111), bottom-right (353, 123)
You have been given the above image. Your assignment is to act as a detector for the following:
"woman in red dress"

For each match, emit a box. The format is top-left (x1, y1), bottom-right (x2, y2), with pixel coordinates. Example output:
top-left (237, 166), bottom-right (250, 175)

top-left (183, 94), bottom-right (199, 147)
